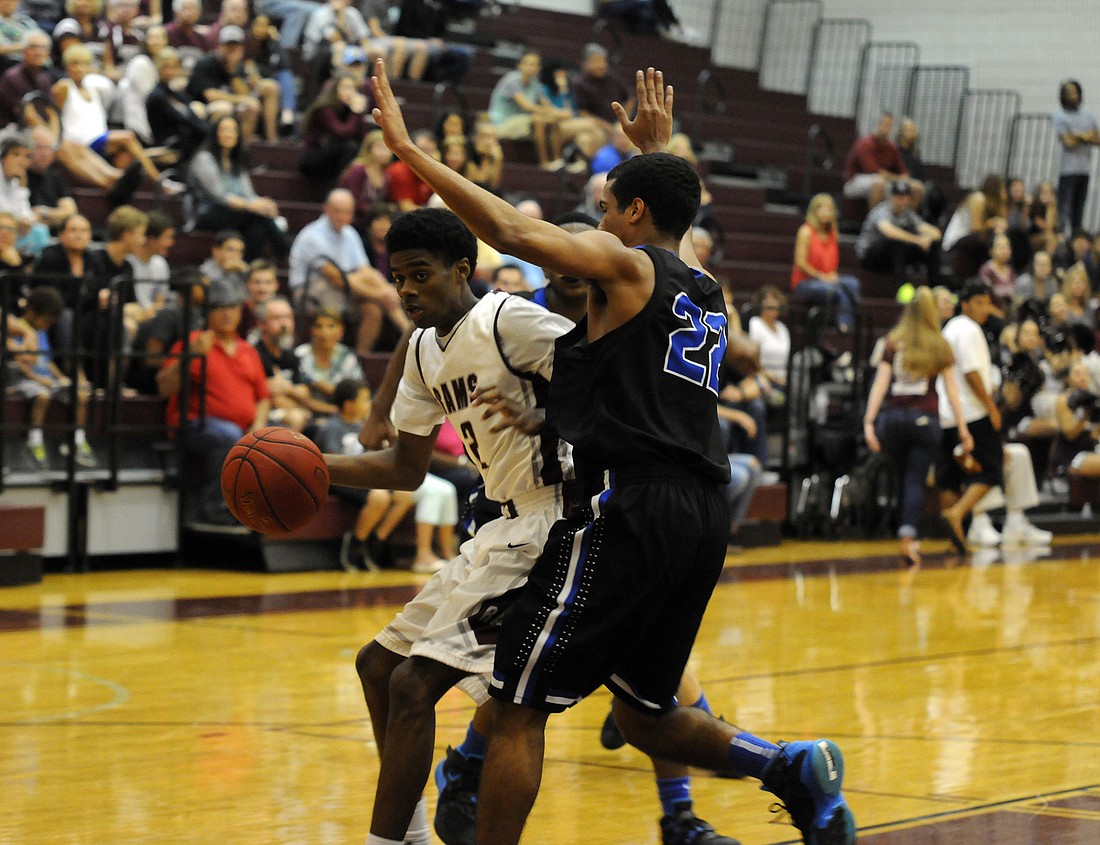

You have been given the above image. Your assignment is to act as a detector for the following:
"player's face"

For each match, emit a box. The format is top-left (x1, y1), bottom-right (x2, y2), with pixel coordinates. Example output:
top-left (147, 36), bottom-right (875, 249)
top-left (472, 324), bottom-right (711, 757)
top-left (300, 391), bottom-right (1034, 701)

top-left (390, 249), bottom-right (470, 332)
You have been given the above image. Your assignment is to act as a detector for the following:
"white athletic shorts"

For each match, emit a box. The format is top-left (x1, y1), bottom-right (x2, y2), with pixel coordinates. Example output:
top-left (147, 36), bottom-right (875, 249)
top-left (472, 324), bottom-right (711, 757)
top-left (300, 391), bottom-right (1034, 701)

top-left (374, 483), bottom-right (564, 704)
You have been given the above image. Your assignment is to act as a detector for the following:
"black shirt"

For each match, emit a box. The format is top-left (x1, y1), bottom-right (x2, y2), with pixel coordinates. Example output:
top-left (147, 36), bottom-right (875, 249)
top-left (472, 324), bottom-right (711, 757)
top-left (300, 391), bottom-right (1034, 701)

top-left (28, 164), bottom-right (71, 211)
top-left (186, 54), bottom-right (242, 103)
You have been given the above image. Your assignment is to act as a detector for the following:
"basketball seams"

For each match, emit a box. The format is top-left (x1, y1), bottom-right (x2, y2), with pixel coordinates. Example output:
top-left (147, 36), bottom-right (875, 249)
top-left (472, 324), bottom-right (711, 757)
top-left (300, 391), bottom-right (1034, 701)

top-left (248, 448), bottom-right (323, 508)
top-left (247, 455), bottom-right (291, 533)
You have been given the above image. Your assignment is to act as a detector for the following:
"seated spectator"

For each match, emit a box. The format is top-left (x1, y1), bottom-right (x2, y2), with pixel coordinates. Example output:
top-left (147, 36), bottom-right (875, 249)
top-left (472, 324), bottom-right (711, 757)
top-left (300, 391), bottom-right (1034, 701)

top-left (101, 0), bottom-right (144, 79)
top-left (596, 0), bottom-right (679, 37)
top-left (843, 112), bottom-right (921, 210)
top-left (246, 14), bottom-right (296, 132)
top-left (293, 306), bottom-right (362, 415)
top-left (0, 211), bottom-right (30, 271)
top-left (389, 0), bottom-right (471, 85)
top-left (158, 279), bottom-right (269, 526)
top-left (1003, 177), bottom-right (1034, 273)
top-left (1028, 181), bottom-right (1060, 258)
top-left (339, 128), bottom-right (392, 232)
top-left (206, 0), bottom-right (250, 53)
top-left (359, 0), bottom-right (429, 80)
top-left (979, 233), bottom-right (1016, 316)
top-left (117, 24), bottom-right (169, 145)
top-left (490, 263), bottom-right (530, 293)
top-left (301, 0), bottom-right (371, 100)
top-left (895, 116), bottom-right (946, 225)
top-left (1045, 293), bottom-right (1087, 379)
top-left (360, 201), bottom-right (395, 279)
top-left (540, 55), bottom-right (607, 167)
top-left (0, 0), bottom-right (41, 74)
top-left (198, 229), bottom-right (247, 296)
top-left (571, 43), bottom-right (632, 131)
top-left (164, 0), bottom-right (209, 55)
top-left (186, 116), bottom-right (290, 261)
top-left (943, 173), bottom-right (1008, 282)
top-left (315, 377), bottom-right (459, 572)
top-left (252, 0), bottom-right (318, 53)
top-left (666, 132), bottom-right (715, 228)
top-left (1015, 250), bottom-right (1058, 305)
top-left (488, 51), bottom-right (576, 171)
top-left (1086, 231), bottom-right (1100, 292)
top-left (718, 321), bottom-right (768, 468)
top-left (126, 266), bottom-right (206, 395)
top-left (467, 118), bottom-right (504, 193)
top-left (6, 286), bottom-right (96, 468)
top-left (690, 225), bottom-right (725, 285)
top-left (289, 189), bottom-right (407, 354)
top-left (31, 212), bottom-right (92, 354)
top-left (575, 170), bottom-right (606, 220)
top-left (52, 45), bottom-right (184, 195)
top-left (790, 192), bottom-right (861, 333)
top-left (298, 71), bottom-right (369, 183)
top-left (494, 198), bottom-right (548, 289)
top-left (128, 207), bottom-right (175, 315)
top-left (51, 0), bottom-right (108, 68)
top-left (26, 127), bottom-right (77, 234)
top-left (1063, 262), bottom-right (1098, 329)
top-left (145, 47), bottom-right (210, 162)
top-left (0, 135), bottom-right (50, 256)
top-left (384, 128), bottom-right (436, 210)
top-left (240, 257), bottom-right (278, 339)
top-left (590, 122), bottom-right (636, 175)
top-left (747, 285), bottom-right (790, 405)
top-left (250, 296), bottom-right (320, 432)
top-left (1000, 317), bottom-right (1059, 441)
top-left (1053, 360), bottom-right (1100, 476)
top-left (856, 180), bottom-right (943, 290)
top-left (1053, 227), bottom-right (1092, 277)
top-left (186, 25), bottom-right (279, 143)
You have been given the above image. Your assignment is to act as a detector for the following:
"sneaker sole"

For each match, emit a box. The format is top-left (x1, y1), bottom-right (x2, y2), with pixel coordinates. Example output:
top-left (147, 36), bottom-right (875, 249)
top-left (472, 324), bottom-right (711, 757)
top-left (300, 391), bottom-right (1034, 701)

top-left (802, 740), bottom-right (855, 845)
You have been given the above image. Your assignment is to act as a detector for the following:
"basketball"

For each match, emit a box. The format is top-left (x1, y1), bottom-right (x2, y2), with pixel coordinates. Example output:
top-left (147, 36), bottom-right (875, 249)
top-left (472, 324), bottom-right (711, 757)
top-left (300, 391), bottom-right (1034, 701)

top-left (221, 427), bottom-right (330, 533)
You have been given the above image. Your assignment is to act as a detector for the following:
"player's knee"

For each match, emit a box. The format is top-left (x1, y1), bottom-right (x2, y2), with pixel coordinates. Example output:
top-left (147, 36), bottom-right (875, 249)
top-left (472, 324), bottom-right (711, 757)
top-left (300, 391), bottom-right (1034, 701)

top-left (388, 658), bottom-right (445, 714)
top-left (355, 640), bottom-right (395, 689)
top-left (610, 698), bottom-right (655, 748)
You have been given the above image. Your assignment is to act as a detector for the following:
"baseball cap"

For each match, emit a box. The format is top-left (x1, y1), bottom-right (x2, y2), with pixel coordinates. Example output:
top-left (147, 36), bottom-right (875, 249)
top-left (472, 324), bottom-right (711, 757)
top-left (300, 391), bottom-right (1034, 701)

top-left (218, 25), bottom-right (245, 44)
top-left (342, 45), bottom-right (367, 65)
top-left (51, 19), bottom-right (82, 40)
top-left (889, 179), bottom-right (913, 196)
top-left (207, 280), bottom-right (245, 308)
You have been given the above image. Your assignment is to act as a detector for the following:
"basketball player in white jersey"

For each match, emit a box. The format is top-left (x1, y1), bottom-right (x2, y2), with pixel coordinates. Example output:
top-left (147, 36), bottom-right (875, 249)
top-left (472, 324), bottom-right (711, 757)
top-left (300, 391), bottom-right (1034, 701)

top-left (324, 207), bottom-right (575, 845)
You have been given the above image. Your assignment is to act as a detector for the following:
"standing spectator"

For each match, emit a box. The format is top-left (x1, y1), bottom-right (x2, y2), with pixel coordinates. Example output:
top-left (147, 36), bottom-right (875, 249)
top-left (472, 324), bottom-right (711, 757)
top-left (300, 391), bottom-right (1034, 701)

top-left (488, 51), bottom-right (572, 170)
top-left (128, 208), bottom-right (174, 315)
top-left (145, 47), bottom-right (210, 161)
top-left (288, 189), bottom-right (408, 353)
top-left (340, 129), bottom-right (392, 232)
top-left (843, 111), bottom-right (921, 210)
top-left (856, 179), bottom-right (942, 290)
top-left (1053, 80), bottom-right (1099, 236)
top-left (790, 193), bottom-right (861, 333)
top-left (0, 0), bottom-right (41, 74)
top-left (27, 128), bottom-right (77, 235)
top-left (198, 229), bottom-right (248, 296)
top-left (747, 285), bottom-right (789, 403)
top-left (863, 286), bottom-right (970, 567)
top-left (385, 128), bottom-right (436, 211)
top-left (1015, 250), bottom-right (1059, 305)
top-left (186, 116), bottom-right (290, 261)
top-left (186, 25), bottom-right (279, 143)
top-left (571, 42), bottom-right (632, 130)
top-left (158, 280), bottom-right (270, 526)
top-left (298, 71), bottom-right (369, 183)
top-left (0, 135), bottom-right (50, 256)
top-left (979, 233), bottom-right (1016, 316)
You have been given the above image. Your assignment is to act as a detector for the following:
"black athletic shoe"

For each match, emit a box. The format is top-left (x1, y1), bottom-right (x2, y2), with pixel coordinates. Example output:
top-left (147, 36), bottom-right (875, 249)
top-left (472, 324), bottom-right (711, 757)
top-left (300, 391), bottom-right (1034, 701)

top-left (433, 746), bottom-right (481, 845)
top-left (660, 808), bottom-right (742, 845)
top-left (599, 707), bottom-right (626, 750)
top-left (366, 533), bottom-right (396, 569)
top-left (760, 740), bottom-right (856, 845)
top-left (106, 161), bottom-right (144, 206)
top-left (339, 530), bottom-right (360, 571)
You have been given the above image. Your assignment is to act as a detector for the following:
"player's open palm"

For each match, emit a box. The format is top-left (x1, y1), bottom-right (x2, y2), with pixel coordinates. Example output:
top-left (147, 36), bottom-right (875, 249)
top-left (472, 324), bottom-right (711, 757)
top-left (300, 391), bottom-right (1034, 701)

top-left (370, 59), bottom-right (413, 155)
top-left (613, 67), bottom-right (673, 155)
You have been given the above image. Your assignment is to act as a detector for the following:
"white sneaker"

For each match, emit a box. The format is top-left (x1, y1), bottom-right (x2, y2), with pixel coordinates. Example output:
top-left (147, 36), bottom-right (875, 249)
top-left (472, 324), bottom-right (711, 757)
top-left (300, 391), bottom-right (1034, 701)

top-left (412, 558), bottom-right (446, 574)
top-left (967, 516), bottom-right (1001, 547)
top-left (1002, 522), bottom-right (1054, 547)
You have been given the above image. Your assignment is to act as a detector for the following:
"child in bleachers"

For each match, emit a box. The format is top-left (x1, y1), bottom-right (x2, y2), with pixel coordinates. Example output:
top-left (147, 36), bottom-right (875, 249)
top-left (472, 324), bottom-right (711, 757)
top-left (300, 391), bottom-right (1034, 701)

top-left (6, 286), bottom-right (96, 467)
top-left (315, 378), bottom-right (459, 573)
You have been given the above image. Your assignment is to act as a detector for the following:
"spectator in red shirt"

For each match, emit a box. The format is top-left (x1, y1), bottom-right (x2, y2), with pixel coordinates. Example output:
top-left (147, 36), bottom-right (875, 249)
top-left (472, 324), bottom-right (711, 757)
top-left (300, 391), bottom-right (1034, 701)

top-left (843, 111), bottom-right (922, 210)
top-left (157, 280), bottom-right (270, 526)
top-left (385, 128), bottom-right (436, 211)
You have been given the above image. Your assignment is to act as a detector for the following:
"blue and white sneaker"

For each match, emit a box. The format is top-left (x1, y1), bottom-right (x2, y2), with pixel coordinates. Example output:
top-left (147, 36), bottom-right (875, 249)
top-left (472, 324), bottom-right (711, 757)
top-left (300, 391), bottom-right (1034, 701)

top-left (760, 739), bottom-right (856, 845)
top-left (433, 746), bottom-right (481, 845)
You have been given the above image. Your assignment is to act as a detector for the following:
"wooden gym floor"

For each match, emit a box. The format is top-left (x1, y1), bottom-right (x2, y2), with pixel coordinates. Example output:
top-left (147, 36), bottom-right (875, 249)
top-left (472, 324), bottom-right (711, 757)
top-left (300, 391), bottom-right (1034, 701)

top-left (3, 535), bottom-right (1100, 844)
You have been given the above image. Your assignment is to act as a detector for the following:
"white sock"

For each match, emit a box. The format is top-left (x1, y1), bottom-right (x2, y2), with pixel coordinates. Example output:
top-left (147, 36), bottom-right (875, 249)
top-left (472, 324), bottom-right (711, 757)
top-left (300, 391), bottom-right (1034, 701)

top-left (971, 513), bottom-right (994, 530)
top-left (404, 796), bottom-right (431, 845)
top-left (27, 428), bottom-right (43, 448)
top-left (74, 428), bottom-right (86, 446)
top-left (365, 835), bottom-right (403, 845)
top-left (1003, 510), bottom-right (1027, 530)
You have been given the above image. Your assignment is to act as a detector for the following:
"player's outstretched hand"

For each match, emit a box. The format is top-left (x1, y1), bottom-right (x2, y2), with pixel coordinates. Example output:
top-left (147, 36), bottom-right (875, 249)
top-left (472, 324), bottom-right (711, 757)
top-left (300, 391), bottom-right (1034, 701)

top-left (473, 385), bottom-right (545, 435)
top-left (612, 67), bottom-right (673, 155)
top-left (370, 59), bottom-right (413, 155)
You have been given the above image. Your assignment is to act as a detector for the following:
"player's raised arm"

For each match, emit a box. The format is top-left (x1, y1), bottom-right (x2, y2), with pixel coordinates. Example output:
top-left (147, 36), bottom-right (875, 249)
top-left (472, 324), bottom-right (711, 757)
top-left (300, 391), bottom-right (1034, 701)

top-left (369, 59), bottom-right (646, 287)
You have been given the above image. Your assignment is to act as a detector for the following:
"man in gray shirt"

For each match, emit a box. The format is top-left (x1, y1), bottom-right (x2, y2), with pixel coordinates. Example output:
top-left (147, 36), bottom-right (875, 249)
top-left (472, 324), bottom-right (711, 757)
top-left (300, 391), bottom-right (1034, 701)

top-left (856, 179), bottom-right (943, 290)
top-left (1053, 80), bottom-right (1100, 237)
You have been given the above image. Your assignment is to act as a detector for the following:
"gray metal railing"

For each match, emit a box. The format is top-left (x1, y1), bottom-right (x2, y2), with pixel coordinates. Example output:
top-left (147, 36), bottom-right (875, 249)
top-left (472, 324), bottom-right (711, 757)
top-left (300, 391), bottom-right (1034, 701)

top-left (806, 18), bottom-right (871, 118)
top-left (1005, 113), bottom-right (1061, 195)
top-left (854, 42), bottom-right (920, 135)
top-left (904, 66), bottom-right (969, 166)
top-left (758, 0), bottom-right (822, 94)
top-left (956, 89), bottom-right (1021, 190)
top-left (710, 0), bottom-right (769, 70)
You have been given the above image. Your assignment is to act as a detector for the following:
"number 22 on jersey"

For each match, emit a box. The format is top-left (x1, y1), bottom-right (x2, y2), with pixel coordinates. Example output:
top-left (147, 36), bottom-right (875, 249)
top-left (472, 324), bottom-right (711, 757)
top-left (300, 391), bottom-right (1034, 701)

top-left (664, 292), bottom-right (727, 395)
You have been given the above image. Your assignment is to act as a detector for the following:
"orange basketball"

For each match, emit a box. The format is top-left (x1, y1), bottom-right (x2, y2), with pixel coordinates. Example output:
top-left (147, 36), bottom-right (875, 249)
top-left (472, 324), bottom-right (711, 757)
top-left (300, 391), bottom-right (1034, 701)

top-left (221, 427), bottom-right (330, 533)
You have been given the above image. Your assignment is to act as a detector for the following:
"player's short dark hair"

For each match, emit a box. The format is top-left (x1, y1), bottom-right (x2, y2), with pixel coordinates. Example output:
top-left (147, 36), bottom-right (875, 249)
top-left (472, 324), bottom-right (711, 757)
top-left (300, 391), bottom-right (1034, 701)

top-left (24, 285), bottom-right (63, 317)
top-left (333, 377), bottom-right (366, 408)
top-left (606, 152), bottom-right (701, 239)
top-left (552, 211), bottom-right (598, 228)
top-left (144, 209), bottom-right (176, 239)
top-left (958, 278), bottom-right (992, 303)
top-left (386, 208), bottom-right (478, 278)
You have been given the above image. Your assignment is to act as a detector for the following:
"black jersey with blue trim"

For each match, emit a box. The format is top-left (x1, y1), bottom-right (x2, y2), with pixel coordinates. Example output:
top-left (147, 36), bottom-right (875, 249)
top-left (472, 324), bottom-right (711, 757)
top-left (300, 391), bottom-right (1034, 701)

top-left (545, 245), bottom-right (730, 484)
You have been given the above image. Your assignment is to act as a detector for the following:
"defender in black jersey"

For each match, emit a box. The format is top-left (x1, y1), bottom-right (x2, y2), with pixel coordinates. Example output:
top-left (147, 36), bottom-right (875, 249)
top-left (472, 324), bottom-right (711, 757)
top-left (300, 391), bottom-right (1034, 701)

top-left (371, 60), bottom-right (856, 845)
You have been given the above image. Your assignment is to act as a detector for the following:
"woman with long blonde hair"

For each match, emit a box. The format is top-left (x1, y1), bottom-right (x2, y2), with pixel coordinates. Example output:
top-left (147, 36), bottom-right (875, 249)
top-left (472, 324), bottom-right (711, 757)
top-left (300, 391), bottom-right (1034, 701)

top-left (863, 286), bottom-right (972, 566)
top-left (791, 192), bottom-right (861, 332)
